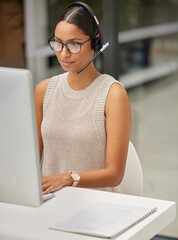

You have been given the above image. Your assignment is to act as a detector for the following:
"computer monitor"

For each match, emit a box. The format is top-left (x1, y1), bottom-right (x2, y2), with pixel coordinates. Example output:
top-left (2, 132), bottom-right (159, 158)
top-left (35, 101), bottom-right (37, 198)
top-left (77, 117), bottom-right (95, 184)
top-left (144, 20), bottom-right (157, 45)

top-left (0, 67), bottom-right (43, 207)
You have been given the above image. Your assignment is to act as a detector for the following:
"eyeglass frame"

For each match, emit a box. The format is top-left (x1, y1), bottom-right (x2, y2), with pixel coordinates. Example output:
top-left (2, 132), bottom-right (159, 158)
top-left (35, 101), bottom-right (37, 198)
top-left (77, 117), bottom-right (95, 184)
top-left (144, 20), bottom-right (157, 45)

top-left (48, 34), bottom-right (94, 54)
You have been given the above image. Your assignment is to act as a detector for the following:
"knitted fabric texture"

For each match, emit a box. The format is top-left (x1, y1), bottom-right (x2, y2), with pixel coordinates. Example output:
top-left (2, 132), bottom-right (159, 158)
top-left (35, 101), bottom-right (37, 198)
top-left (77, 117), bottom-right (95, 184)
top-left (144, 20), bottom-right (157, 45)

top-left (41, 72), bottom-right (122, 191)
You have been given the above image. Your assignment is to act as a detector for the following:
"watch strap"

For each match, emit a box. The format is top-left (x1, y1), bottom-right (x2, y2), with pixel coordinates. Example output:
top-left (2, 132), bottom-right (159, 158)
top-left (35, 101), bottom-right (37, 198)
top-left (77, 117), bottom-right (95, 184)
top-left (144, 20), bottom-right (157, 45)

top-left (70, 171), bottom-right (80, 187)
top-left (72, 181), bottom-right (79, 187)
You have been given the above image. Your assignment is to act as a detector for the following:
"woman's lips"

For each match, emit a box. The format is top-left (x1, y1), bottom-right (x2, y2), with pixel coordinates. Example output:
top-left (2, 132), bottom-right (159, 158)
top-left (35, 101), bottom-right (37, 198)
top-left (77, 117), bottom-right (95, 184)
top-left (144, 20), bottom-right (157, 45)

top-left (61, 60), bottom-right (74, 67)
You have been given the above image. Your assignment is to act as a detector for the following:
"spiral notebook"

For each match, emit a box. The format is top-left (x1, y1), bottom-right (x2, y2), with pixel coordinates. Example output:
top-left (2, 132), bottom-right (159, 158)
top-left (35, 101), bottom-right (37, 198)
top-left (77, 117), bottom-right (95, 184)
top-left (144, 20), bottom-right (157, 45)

top-left (50, 202), bottom-right (157, 238)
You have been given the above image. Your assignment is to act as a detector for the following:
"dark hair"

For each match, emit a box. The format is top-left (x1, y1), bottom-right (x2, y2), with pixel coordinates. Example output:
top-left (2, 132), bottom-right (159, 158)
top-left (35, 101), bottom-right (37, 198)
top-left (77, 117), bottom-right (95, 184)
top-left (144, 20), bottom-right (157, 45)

top-left (54, 6), bottom-right (99, 38)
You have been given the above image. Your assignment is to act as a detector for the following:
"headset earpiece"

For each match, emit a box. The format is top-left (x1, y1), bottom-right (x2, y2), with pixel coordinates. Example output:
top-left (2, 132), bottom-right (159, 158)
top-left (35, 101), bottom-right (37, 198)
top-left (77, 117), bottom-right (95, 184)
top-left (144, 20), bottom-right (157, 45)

top-left (91, 36), bottom-right (101, 52)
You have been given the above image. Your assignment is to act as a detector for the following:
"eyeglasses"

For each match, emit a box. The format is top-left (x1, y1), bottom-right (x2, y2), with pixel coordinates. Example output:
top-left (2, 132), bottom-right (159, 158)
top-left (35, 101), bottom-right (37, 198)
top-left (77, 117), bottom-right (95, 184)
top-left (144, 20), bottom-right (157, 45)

top-left (48, 35), bottom-right (92, 54)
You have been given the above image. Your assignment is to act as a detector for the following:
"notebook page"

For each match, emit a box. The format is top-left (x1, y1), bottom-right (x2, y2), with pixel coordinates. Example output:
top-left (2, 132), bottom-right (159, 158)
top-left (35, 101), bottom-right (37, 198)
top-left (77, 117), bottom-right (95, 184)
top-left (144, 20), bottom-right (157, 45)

top-left (50, 202), bottom-right (157, 238)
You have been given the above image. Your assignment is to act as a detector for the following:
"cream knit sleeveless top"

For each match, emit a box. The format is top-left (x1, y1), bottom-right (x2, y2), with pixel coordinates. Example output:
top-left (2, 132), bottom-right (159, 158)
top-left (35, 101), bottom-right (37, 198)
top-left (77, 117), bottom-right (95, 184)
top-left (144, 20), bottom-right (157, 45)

top-left (41, 72), bottom-right (121, 191)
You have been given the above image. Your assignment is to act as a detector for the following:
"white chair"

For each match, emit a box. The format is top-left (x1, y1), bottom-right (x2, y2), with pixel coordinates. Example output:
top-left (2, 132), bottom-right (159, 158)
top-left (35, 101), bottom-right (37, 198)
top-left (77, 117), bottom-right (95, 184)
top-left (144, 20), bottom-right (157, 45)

top-left (112, 141), bottom-right (143, 196)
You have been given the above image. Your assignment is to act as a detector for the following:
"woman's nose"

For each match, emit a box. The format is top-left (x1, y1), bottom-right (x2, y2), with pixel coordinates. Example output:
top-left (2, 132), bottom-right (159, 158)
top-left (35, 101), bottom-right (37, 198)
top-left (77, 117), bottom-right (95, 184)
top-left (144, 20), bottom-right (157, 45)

top-left (60, 45), bottom-right (71, 58)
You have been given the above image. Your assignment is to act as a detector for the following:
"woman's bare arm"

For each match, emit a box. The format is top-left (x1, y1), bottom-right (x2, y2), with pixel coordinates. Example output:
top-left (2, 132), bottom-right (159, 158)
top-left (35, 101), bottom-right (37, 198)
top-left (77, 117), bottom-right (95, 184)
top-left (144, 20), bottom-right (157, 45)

top-left (34, 78), bottom-right (50, 159)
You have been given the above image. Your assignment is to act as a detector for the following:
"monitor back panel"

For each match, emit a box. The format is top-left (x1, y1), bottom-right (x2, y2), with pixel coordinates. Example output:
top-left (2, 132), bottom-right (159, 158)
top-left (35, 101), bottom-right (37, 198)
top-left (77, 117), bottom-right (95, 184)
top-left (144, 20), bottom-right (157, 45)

top-left (0, 67), bottom-right (42, 207)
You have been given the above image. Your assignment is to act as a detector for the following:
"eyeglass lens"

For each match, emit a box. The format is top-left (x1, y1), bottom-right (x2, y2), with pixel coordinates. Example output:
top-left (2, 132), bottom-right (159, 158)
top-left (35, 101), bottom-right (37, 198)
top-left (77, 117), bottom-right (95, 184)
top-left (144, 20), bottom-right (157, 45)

top-left (49, 41), bottom-right (81, 54)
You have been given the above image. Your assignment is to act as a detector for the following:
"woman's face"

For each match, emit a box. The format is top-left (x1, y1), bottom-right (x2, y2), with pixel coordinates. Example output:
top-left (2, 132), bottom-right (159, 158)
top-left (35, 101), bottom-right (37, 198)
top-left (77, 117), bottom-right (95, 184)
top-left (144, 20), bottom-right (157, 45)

top-left (54, 21), bottom-right (94, 73)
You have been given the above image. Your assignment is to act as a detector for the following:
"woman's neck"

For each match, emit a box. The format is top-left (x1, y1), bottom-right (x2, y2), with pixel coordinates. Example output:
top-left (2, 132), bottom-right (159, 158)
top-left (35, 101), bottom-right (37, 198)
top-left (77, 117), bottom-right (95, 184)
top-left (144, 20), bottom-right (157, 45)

top-left (67, 65), bottom-right (101, 91)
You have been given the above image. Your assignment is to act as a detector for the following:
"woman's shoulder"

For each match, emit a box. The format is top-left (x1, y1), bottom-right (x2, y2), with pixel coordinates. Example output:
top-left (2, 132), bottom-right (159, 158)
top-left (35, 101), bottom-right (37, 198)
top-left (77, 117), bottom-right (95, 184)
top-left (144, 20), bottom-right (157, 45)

top-left (103, 74), bottom-right (129, 110)
top-left (34, 72), bottom-right (66, 97)
top-left (35, 78), bottom-right (50, 90)
top-left (34, 78), bottom-right (51, 100)
top-left (101, 74), bottom-right (125, 93)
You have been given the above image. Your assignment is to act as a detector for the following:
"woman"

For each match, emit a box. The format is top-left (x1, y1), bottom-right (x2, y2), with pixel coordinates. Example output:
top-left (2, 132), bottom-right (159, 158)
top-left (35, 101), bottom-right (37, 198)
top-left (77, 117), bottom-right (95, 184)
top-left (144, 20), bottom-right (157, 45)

top-left (34, 2), bottom-right (131, 195)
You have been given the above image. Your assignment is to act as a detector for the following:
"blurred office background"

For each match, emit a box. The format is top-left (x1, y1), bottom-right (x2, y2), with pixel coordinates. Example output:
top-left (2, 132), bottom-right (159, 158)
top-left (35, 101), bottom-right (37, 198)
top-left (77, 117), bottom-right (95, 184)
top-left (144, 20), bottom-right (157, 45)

top-left (0, 0), bottom-right (177, 238)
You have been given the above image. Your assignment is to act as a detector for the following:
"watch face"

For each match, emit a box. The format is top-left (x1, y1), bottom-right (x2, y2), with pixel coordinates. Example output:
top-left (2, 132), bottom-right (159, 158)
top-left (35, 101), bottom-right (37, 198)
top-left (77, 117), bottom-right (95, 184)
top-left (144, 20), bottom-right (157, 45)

top-left (72, 173), bottom-right (80, 181)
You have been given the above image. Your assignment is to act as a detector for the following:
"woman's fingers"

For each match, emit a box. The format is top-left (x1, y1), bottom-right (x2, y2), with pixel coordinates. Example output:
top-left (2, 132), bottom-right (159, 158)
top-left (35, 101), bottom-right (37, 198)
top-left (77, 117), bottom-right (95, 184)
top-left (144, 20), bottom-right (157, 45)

top-left (42, 175), bottom-right (63, 194)
top-left (43, 186), bottom-right (53, 194)
top-left (42, 183), bottom-right (50, 191)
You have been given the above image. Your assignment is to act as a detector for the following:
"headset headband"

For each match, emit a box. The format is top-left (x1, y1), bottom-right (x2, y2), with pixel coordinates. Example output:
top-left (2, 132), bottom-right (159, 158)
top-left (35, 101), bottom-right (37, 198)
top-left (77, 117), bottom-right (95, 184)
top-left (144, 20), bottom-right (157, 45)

top-left (67, 1), bottom-right (104, 49)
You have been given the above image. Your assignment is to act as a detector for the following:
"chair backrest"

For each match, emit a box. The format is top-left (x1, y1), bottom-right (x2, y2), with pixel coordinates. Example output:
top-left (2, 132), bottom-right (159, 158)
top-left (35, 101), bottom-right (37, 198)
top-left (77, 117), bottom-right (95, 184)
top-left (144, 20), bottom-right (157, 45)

top-left (112, 141), bottom-right (143, 196)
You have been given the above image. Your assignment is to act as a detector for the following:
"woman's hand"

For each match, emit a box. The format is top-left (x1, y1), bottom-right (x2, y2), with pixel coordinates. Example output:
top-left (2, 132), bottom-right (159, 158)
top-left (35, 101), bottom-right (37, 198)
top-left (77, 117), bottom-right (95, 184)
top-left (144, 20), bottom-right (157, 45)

top-left (42, 173), bottom-right (72, 194)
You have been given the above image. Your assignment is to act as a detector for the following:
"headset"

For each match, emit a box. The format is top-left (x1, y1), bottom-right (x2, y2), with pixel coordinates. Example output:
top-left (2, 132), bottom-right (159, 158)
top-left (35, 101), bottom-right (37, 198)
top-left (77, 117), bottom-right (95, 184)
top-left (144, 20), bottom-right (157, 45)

top-left (67, 2), bottom-right (110, 73)
top-left (67, 1), bottom-right (104, 52)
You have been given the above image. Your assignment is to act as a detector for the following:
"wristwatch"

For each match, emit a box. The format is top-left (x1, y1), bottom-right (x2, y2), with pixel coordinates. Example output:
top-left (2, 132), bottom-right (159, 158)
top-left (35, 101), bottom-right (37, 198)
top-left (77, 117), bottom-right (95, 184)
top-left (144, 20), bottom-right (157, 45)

top-left (70, 171), bottom-right (80, 187)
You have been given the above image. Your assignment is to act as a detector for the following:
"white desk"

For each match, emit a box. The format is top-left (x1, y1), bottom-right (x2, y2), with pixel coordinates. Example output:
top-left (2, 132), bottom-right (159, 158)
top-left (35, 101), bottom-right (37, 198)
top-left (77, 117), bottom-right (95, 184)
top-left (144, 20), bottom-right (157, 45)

top-left (0, 187), bottom-right (176, 240)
